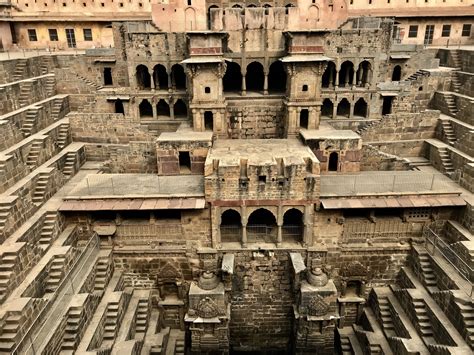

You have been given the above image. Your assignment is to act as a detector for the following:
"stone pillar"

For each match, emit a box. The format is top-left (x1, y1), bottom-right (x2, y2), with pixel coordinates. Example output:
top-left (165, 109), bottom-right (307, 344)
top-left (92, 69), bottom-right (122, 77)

top-left (241, 206), bottom-right (247, 247)
top-left (263, 72), bottom-right (268, 95)
top-left (334, 70), bottom-right (339, 89)
top-left (352, 70), bottom-right (357, 89)
top-left (169, 101), bottom-right (175, 119)
top-left (349, 102), bottom-right (354, 118)
top-left (241, 73), bottom-right (246, 96)
top-left (168, 72), bottom-right (172, 92)
top-left (344, 69), bottom-right (349, 87)
top-left (332, 102), bottom-right (337, 119)
top-left (328, 68), bottom-right (334, 88)
top-left (152, 102), bottom-right (157, 120)
top-left (356, 67), bottom-right (362, 86)
top-left (149, 70), bottom-right (155, 90)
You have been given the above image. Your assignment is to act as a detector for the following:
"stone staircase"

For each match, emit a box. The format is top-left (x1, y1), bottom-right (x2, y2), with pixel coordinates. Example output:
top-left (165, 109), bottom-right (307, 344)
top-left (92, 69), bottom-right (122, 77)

top-left (0, 311), bottom-right (22, 352)
top-left (103, 301), bottom-right (121, 341)
top-left (22, 108), bottom-right (39, 137)
top-left (0, 252), bottom-right (16, 302)
top-left (32, 171), bottom-right (50, 205)
top-left (438, 147), bottom-right (455, 175)
top-left (135, 298), bottom-right (149, 334)
top-left (377, 297), bottom-right (396, 337)
top-left (76, 73), bottom-right (103, 91)
top-left (40, 56), bottom-right (54, 75)
top-left (57, 123), bottom-right (69, 149)
top-left (38, 211), bottom-right (58, 247)
top-left (62, 306), bottom-right (82, 350)
top-left (51, 98), bottom-right (64, 121)
top-left (440, 119), bottom-right (456, 146)
top-left (443, 93), bottom-right (459, 116)
top-left (12, 59), bottom-right (27, 81)
top-left (18, 81), bottom-right (33, 107)
top-left (45, 256), bottom-right (66, 293)
top-left (450, 50), bottom-right (462, 69)
top-left (406, 69), bottom-right (428, 82)
top-left (0, 200), bottom-right (11, 233)
top-left (456, 299), bottom-right (474, 348)
top-left (62, 152), bottom-right (76, 177)
top-left (94, 256), bottom-right (111, 291)
top-left (26, 139), bottom-right (43, 167)
top-left (450, 71), bottom-right (461, 93)
top-left (356, 120), bottom-right (378, 135)
top-left (44, 76), bottom-right (56, 97)
top-left (413, 299), bottom-right (434, 340)
top-left (416, 252), bottom-right (438, 290)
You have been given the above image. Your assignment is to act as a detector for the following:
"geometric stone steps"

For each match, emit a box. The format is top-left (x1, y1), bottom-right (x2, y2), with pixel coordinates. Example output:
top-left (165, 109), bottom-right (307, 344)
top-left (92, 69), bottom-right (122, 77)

top-left (450, 71), bottom-right (461, 93)
top-left (40, 56), bottom-right (54, 76)
top-left (45, 256), bottom-right (66, 293)
top-left (438, 147), bottom-right (455, 175)
top-left (376, 297), bottom-right (396, 338)
top-left (62, 152), bottom-right (77, 177)
top-left (0, 202), bottom-right (11, 230)
top-left (44, 76), bottom-right (56, 97)
top-left (443, 92), bottom-right (459, 116)
top-left (455, 299), bottom-right (474, 349)
top-left (21, 108), bottom-right (40, 137)
top-left (18, 81), bottom-right (33, 108)
top-left (51, 98), bottom-right (64, 122)
top-left (406, 69), bottom-right (428, 82)
top-left (417, 253), bottom-right (438, 290)
top-left (440, 119), bottom-right (457, 146)
top-left (104, 302), bottom-right (121, 341)
top-left (76, 74), bottom-right (103, 91)
top-left (0, 252), bottom-right (17, 303)
top-left (412, 299), bottom-right (434, 340)
top-left (450, 50), bottom-right (462, 70)
top-left (32, 171), bottom-right (51, 205)
top-left (12, 59), bottom-right (27, 82)
top-left (26, 139), bottom-right (43, 168)
top-left (57, 123), bottom-right (70, 150)
top-left (135, 298), bottom-right (150, 334)
top-left (94, 255), bottom-right (111, 292)
top-left (38, 211), bottom-right (58, 247)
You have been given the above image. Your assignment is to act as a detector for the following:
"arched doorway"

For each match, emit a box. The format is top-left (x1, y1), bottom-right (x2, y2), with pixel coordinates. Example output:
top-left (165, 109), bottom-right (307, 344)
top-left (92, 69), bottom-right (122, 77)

top-left (220, 209), bottom-right (241, 243)
top-left (103, 67), bottom-right (113, 86)
top-left (299, 109), bottom-right (309, 129)
top-left (357, 61), bottom-right (371, 87)
top-left (282, 208), bottom-right (303, 243)
top-left (337, 99), bottom-right (350, 118)
top-left (223, 61), bottom-right (242, 93)
top-left (247, 208), bottom-right (277, 243)
top-left (207, 5), bottom-right (219, 30)
top-left (321, 99), bottom-right (333, 118)
top-left (354, 98), bottom-right (367, 118)
top-left (136, 65), bottom-right (151, 89)
top-left (246, 62), bottom-right (264, 93)
top-left (322, 62), bottom-right (336, 88)
top-left (173, 99), bottom-right (187, 118)
top-left (268, 61), bottom-right (286, 93)
top-left (153, 64), bottom-right (168, 90)
top-left (392, 65), bottom-right (402, 81)
top-left (171, 64), bottom-right (186, 90)
top-left (156, 99), bottom-right (170, 117)
top-left (114, 99), bottom-right (124, 114)
top-left (204, 111), bottom-right (213, 131)
top-left (339, 61), bottom-right (355, 87)
top-left (328, 152), bottom-right (339, 172)
top-left (139, 99), bottom-right (153, 118)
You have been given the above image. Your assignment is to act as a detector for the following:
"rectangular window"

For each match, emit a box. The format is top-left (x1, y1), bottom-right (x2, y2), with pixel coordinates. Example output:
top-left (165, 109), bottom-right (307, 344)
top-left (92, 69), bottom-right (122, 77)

top-left (462, 24), bottom-right (471, 37)
top-left (27, 29), bottom-right (37, 41)
top-left (65, 28), bottom-right (76, 48)
top-left (48, 29), bottom-right (58, 41)
top-left (408, 25), bottom-right (418, 38)
top-left (441, 24), bottom-right (451, 37)
top-left (83, 28), bottom-right (93, 41)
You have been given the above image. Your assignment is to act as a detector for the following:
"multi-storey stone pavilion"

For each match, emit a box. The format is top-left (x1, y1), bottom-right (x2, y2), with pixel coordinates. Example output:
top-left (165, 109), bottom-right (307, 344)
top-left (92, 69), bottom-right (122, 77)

top-left (0, 1), bottom-right (473, 354)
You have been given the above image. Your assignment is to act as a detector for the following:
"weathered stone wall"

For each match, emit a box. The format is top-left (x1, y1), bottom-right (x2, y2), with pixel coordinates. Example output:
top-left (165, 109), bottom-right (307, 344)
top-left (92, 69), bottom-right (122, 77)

top-left (69, 113), bottom-right (153, 144)
top-left (0, 55), bottom-right (56, 84)
top-left (360, 144), bottom-right (411, 171)
top-left (104, 142), bottom-right (158, 174)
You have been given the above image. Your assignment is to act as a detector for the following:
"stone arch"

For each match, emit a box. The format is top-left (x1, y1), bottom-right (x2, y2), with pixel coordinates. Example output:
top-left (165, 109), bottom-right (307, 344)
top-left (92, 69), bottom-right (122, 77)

top-left (220, 209), bottom-right (241, 243)
top-left (207, 5), bottom-right (219, 30)
top-left (282, 208), bottom-right (304, 243)
top-left (321, 98), bottom-right (333, 118)
top-left (153, 64), bottom-right (168, 90)
top-left (336, 98), bottom-right (350, 118)
top-left (223, 61), bottom-right (242, 93)
top-left (185, 7), bottom-right (197, 31)
top-left (246, 61), bottom-right (264, 92)
top-left (171, 64), bottom-right (186, 90)
top-left (173, 99), bottom-right (187, 118)
top-left (268, 60), bottom-right (286, 93)
top-left (328, 152), bottom-right (339, 172)
top-left (247, 208), bottom-right (277, 243)
top-left (322, 61), bottom-right (336, 88)
top-left (308, 5), bottom-right (319, 20)
top-left (232, 4), bottom-right (243, 8)
top-left (339, 61), bottom-right (355, 87)
top-left (392, 65), bottom-right (402, 81)
top-left (136, 65), bottom-right (151, 89)
top-left (357, 60), bottom-right (372, 87)
top-left (354, 98), bottom-right (368, 118)
top-left (139, 99), bottom-right (153, 118)
top-left (156, 99), bottom-right (170, 117)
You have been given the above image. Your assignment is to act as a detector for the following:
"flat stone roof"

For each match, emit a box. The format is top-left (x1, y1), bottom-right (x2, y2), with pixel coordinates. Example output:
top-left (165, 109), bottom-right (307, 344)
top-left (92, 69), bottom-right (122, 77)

top-left (300, 128), bottom-right (361, 141)
top-left (65, 174), bottom-right (204, 199)
top-left (157, 131), bottom-right (213, 142)
top-left (206, 138), bottom-right (319, 167)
